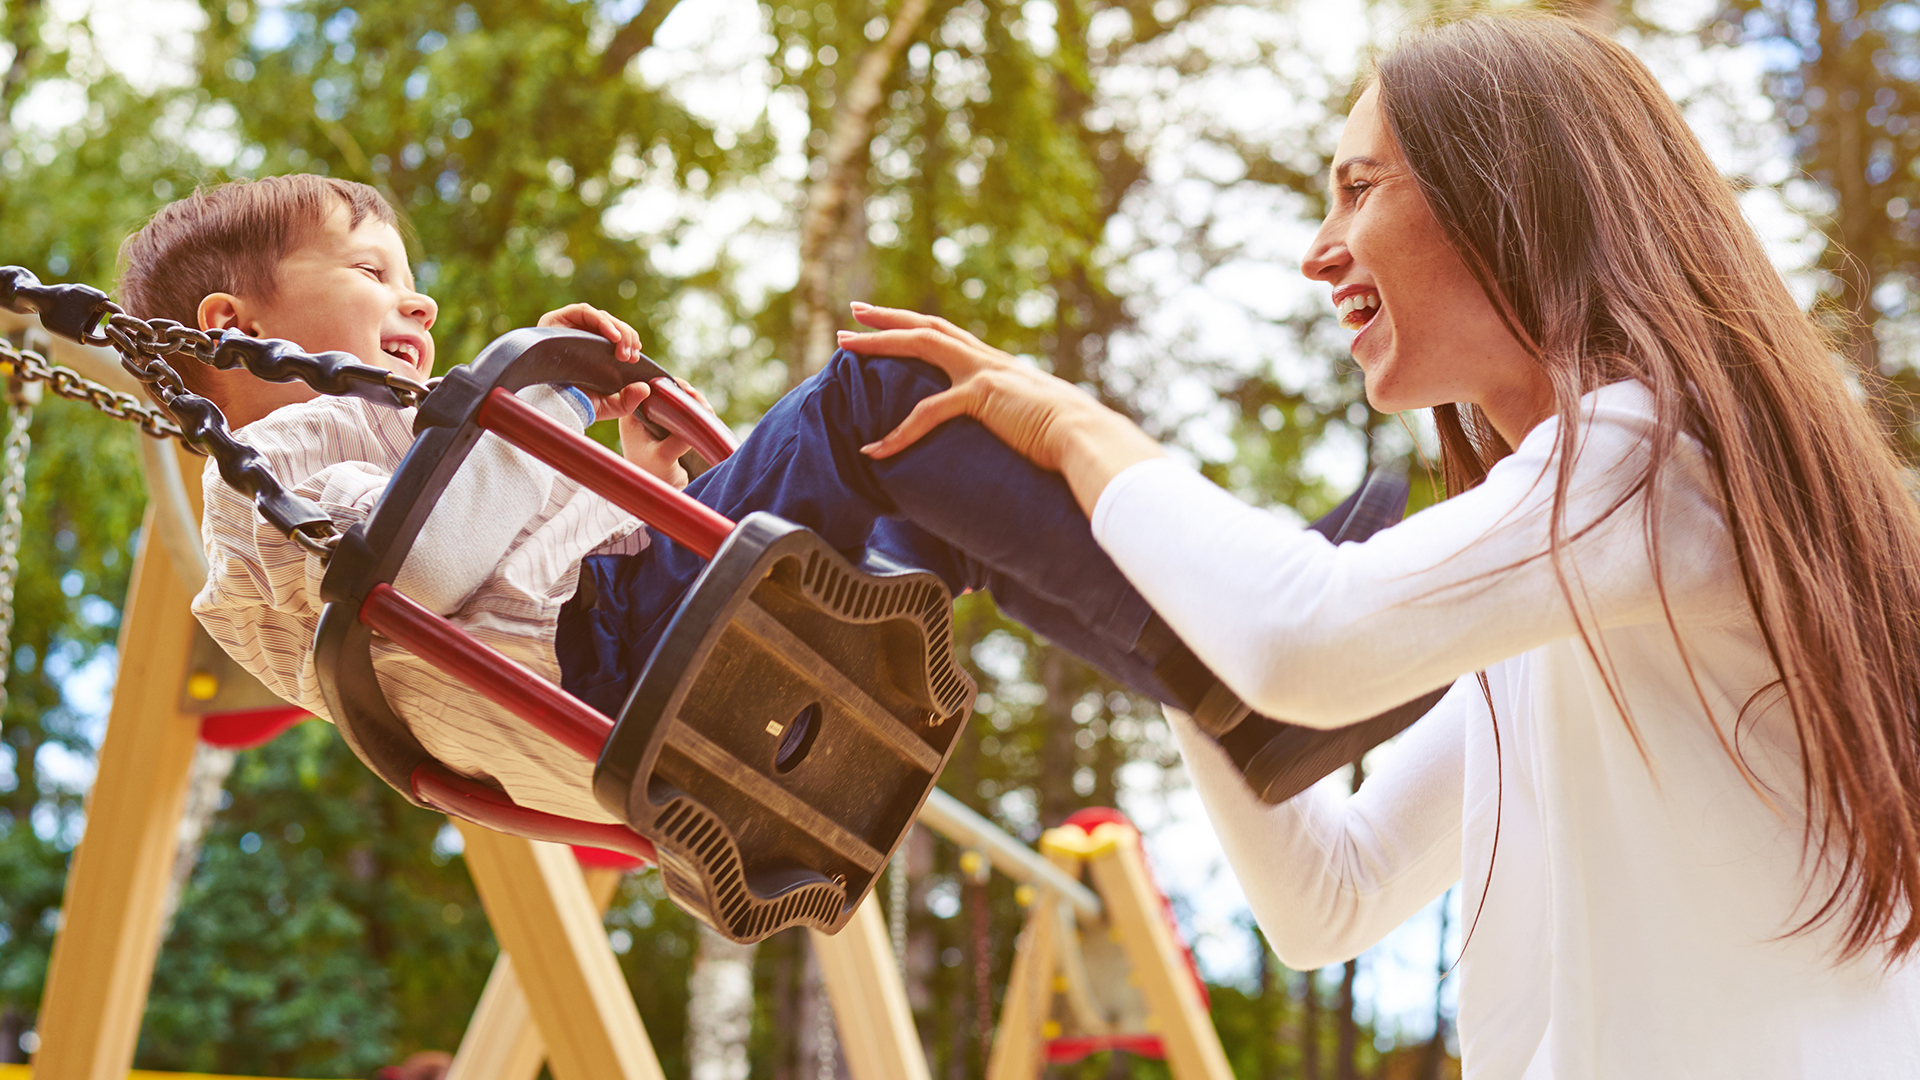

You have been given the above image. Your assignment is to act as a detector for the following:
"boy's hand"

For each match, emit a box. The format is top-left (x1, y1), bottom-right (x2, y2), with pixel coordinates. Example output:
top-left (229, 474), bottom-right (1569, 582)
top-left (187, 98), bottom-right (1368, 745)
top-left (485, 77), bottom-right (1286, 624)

top-left (616, 378), bottom-right (713, 490)
top-left (537, 302), bottom-right (712, 489)
top-left (538, 303), bottom-right (650, 419)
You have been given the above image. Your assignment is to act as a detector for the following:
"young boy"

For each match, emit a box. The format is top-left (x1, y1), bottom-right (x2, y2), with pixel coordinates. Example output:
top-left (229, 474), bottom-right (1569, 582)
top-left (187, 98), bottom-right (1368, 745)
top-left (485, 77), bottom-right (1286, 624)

top-left (120, 175), bottom-right (1229, 823)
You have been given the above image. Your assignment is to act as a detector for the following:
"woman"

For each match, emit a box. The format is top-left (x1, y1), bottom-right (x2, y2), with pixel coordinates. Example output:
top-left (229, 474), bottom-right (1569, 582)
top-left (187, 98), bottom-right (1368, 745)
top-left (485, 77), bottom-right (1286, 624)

top-left (842, 13), bottom-right (1920, 1076)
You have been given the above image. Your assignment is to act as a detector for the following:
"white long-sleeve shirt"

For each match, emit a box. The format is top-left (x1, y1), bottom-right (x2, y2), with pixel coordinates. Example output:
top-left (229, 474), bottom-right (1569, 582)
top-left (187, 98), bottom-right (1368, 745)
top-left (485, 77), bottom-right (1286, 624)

top-left (1092, 382), bottom-right (1920, 1077)
top-left (193, 388), bottom-right (645, 822)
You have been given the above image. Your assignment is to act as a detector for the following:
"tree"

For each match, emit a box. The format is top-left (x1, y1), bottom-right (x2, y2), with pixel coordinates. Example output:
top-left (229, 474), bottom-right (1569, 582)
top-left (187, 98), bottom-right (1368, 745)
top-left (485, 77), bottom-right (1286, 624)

top-left (1704, 0), bottom-right (1920, 447)
top-left (0, 0), bottom-right (197, 1060)
top-left (139, 724), bottom-right (497, 1076)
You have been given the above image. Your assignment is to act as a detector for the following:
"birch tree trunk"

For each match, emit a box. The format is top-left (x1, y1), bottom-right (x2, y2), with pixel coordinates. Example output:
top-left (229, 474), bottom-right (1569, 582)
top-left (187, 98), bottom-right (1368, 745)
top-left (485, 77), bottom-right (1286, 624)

top-left (788, 0), bottom-right (934, 386)
top-left (160, 744), bottom-right (237, 925)
top-left (687, 925), bottom-right (757, 1080)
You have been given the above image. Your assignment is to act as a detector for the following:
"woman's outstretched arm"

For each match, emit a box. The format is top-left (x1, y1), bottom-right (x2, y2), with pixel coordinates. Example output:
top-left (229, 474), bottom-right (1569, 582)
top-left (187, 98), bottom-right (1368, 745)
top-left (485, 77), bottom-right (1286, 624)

top-left (1170, 683), bottom-right (1470, 968)
top-left (839, 305), bottom-right (1741, 724)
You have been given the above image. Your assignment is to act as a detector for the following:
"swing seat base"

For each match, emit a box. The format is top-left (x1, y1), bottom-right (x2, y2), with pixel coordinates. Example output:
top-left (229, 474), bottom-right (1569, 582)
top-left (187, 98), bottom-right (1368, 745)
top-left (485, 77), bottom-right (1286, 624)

top-left (593, 511), bottom-right (975, 944)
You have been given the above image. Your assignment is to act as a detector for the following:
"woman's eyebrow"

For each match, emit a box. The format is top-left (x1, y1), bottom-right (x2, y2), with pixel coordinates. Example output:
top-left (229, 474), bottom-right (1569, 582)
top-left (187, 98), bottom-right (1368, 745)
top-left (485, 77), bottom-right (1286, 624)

top-left (1333, 155), bottom-right (1385, 183)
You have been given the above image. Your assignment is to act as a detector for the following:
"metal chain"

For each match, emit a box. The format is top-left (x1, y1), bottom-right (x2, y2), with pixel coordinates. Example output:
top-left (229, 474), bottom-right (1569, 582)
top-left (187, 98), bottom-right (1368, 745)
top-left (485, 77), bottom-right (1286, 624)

top-left (0, 393), bottom-right (30, 731)
top-left (95, 309), bottom-right (434, 410)
top-left (813, 971), bottom-right (838, 1080)
top-left (889, 844), bottom-right (909, 973)
top-left (1, 266), bottom-right (441, 564)
top-left (0, 338), bottom-right (186, 442)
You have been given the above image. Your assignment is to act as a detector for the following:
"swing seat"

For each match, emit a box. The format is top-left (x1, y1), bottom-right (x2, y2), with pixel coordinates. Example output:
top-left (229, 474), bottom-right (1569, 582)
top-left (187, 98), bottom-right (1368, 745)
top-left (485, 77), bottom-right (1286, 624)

top-left (313, 328), bottom-right (973, 944)
top-left (594, 513), bottom-right (972, 942)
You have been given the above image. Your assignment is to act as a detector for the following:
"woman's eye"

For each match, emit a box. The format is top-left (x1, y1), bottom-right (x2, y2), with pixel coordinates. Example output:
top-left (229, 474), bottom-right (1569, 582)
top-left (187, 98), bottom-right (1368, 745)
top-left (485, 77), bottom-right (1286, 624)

top-left (1342, 181), bottom-right (1372, 201)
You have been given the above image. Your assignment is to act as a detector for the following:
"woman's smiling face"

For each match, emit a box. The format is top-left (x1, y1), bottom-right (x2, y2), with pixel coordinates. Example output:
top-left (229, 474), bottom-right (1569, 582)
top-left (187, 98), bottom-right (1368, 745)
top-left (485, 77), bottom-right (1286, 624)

top-left (1301, 85), bottom-right (1551, 445)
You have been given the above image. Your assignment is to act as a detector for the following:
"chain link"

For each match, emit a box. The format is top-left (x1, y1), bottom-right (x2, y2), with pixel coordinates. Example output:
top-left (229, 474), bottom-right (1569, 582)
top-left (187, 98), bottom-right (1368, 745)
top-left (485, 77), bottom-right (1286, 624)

top-left (0, 267), bottom-right (456, 564)
top-left (92, 308), bottom-right (435, 408)
top-left (0, 396), bottom-right (28, 731)
top-left (889, 846), bottom-right (909, 973)
top-left (0, 340), bottom-right (188, 442)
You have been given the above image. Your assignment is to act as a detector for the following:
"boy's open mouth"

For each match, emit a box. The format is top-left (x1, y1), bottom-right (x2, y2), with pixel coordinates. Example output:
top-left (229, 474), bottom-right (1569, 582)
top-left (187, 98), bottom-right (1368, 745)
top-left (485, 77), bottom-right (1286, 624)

top-left (1337, 290), bottom-right (1381, 331)
top-left (383, 340), bottom-right (423, 367)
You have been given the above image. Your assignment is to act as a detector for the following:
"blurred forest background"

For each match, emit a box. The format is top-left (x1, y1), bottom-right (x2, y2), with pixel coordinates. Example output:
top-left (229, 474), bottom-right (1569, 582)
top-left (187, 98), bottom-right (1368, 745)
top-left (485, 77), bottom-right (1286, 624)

top-left (0, 0), bottom-right (1915, 1076)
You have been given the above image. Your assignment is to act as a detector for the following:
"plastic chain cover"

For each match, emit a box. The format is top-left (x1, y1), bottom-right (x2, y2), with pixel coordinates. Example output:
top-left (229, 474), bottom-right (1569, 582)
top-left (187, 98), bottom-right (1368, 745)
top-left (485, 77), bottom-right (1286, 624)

top-left (593, 513), bottom-right (975, 944)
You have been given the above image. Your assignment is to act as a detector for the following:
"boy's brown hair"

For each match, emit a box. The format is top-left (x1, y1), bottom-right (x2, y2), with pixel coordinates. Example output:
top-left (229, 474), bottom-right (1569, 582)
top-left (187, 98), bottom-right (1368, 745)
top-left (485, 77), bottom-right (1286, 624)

top-left (116, 175), bottom-right (398, 393)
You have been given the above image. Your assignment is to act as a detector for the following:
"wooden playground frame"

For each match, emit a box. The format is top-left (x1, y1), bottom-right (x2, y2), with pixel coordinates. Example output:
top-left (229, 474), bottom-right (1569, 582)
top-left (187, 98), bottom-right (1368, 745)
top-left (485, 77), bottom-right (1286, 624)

top-left (16, 318), bottom-right (1234, 1080)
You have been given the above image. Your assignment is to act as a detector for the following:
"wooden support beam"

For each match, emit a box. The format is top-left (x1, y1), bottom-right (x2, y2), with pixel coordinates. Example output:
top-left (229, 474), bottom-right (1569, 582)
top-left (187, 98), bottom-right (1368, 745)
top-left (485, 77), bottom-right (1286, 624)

top-left (447, 859), bottom-right (626, 1080)
top-left (983, 890), bottom-right (1061, 1080)
top-left (810, 899), bottom-right (930, 1080)
top-left (34, 498), bottom-right (205, 1080)
top-left (1083, 829), bottom-right (1233, 1080)
top-left (453, 823), bottom-right (663, 1080)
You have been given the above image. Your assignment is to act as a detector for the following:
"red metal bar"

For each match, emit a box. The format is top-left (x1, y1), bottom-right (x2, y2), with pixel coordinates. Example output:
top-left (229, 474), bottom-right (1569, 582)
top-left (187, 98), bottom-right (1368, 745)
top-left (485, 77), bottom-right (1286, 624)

top-left (645, 377), bottom-right (740, 464)
top-left (476, 387), bottom-right (735, 560)
top-left (359, 583), bottom-right (614, 762)
top-left (410, 762), bottom-right (657, 865)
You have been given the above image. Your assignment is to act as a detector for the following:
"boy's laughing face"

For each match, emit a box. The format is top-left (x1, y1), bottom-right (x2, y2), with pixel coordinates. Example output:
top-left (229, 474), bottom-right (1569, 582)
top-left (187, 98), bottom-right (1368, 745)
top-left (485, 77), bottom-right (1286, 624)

top-left (239, 201), bottom-right (437, 379)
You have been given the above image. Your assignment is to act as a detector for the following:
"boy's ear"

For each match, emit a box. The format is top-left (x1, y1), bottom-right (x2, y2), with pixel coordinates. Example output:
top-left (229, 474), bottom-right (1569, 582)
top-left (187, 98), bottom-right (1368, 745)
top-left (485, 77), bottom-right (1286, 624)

top-left (197, 292), bottom-right (251, 334)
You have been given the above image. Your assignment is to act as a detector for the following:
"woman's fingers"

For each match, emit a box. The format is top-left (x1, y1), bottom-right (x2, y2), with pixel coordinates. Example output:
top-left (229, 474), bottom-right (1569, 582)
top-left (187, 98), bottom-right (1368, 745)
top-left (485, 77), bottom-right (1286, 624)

top-left (850, 302), bottom-right (994, 352)
top-left (836, 326), bottom-right (995, 381)
top-left (860, 387), bottom-right (972, 459)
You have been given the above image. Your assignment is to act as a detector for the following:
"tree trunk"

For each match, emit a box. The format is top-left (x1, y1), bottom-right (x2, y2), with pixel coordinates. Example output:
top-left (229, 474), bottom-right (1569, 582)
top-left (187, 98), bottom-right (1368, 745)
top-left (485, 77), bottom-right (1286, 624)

top-left (1257, 940), bottom-right (1278, 1080)
top-left (1813, 4), bottom-right (1890, 432)
top-left (1336, 958), bottom-right (1360, 1080)
top-left (1419, 887), bottom-right (1453, 1079)
top-left (1039, 648), bottom-right (1078, 824)
top-left (160, 743), bottom-right (237, 926)
top-left (1336, 758), bottom-right (1368, 1080)
top-left (687, 925), bottom-right (757, 1080)
top-left (1302, 965), bottom-right (1322, 1080)
top-left (789, 0), bottom-right (934, 385)
top-left (768, 930), bottom-right (802, 1080)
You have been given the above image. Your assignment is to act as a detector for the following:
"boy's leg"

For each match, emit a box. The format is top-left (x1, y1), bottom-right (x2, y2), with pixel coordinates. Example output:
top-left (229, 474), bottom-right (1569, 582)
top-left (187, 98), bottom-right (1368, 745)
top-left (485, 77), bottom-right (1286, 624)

top-left (557, 350), bottom-right (1178, 717)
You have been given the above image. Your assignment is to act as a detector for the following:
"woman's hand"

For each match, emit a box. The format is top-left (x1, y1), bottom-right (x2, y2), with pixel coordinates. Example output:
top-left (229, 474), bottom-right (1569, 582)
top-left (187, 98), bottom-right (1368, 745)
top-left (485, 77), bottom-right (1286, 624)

top-left (836, 302), bottom-right (1165, 514)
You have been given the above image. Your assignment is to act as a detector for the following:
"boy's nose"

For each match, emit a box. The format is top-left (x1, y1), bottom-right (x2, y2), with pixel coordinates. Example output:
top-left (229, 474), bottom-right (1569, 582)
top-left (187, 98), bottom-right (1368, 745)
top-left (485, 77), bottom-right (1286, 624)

top-left (406, 290), bottom-right (438, 330)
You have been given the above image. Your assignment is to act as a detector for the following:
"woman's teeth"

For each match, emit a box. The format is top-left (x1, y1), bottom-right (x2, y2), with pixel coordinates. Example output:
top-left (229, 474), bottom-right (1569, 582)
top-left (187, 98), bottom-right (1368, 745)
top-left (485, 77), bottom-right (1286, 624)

top-left (1337, 292), bottom-right (1380, 329)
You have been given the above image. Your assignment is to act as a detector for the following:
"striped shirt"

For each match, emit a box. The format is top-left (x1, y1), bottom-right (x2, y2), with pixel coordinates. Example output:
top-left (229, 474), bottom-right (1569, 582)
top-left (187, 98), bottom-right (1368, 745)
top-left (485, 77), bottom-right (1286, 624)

top-left (192, 389), bottom-right (646, 822)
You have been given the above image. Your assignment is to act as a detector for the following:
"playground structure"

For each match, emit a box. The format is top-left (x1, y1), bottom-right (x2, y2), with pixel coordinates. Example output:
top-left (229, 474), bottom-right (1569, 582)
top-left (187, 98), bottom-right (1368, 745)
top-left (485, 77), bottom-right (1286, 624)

top-left (2, 307), bottom-right (1235, 1080)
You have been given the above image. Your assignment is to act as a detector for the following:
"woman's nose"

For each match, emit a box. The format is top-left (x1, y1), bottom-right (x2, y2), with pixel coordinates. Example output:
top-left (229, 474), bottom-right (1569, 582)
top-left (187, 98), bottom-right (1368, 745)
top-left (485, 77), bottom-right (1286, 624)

top-left (1301, 220), bottom-right (1349, 282)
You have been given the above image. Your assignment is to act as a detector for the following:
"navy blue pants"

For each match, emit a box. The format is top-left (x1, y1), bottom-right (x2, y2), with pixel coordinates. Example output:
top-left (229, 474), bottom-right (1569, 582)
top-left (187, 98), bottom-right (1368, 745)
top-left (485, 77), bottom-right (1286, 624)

top-left (555, 349), bottom-right (1177, 719)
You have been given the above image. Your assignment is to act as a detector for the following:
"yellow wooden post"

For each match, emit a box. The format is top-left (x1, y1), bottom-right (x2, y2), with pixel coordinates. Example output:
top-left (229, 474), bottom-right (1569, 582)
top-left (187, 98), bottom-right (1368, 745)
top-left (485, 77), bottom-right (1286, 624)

top-left (34, 496), bottom-right (204, 1080)
top-left (809, 899), bottom-right (930, 1080)
top-left (452, 822), bottom-right (664, 1080)
top-left (1082, 825), bottom-right (1233, 1080)
top-left (447, 861), bottom-right (626, 1080)
top-left (982, 889), bottom-right (1060, 1080)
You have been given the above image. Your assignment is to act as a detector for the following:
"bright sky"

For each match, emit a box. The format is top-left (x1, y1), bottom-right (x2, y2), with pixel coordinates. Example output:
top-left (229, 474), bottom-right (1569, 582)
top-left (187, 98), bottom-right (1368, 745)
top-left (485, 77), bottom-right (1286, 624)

top-left (44, 0), bottom-right (1823, 1047)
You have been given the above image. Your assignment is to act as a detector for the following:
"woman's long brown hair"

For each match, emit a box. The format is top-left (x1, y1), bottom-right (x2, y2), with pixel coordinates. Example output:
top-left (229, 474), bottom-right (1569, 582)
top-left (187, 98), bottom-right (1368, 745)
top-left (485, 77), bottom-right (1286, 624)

top-left (1375, 13), bottom-right (1920, 963)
